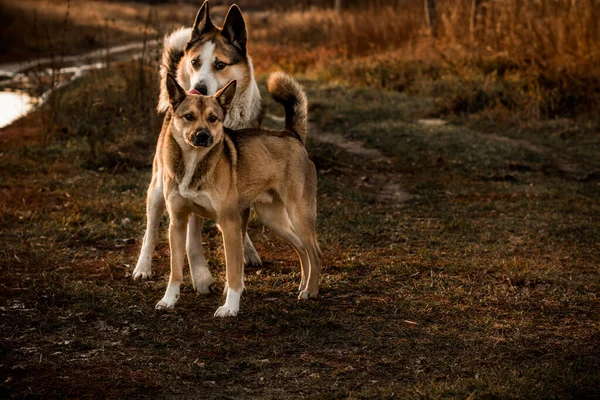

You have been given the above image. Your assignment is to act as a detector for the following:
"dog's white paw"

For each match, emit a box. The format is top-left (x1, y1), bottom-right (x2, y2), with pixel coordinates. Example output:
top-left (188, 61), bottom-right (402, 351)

top-left (193, 275), bottom-right (214, 295)
top-left (244, 250), bottom-right (262, 267)
top-left (215, 287), bottom-right (242, 317)
top-left (155, 285), bottom-right (180, 309)
top-left (133, 270), bottom-right (152, 280)
top-left (132, 264), bottom-right (152, 280)
top-left (214, 306), bottom-right (238, 318)
top-left (155, 299), bottom-right (176, 310)
top-left (298, 290), bottom-right (318, 300)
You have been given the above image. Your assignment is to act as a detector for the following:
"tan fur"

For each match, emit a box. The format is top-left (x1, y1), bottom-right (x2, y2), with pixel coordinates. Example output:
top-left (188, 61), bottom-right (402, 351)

top-left (134, 2), bottom-right (263, 283)
top-left (157, 3), bottom-right (262, 129)
top-left (175, 36), bottom-right (260, 129)
top-left (157, 73), bottom-right (322, 317)
top-left (268, 72), bottom-right (308, 143)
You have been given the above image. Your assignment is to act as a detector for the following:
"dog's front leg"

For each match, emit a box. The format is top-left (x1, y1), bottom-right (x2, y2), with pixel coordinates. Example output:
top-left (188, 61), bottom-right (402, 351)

top-left (156, 212), bottom-right (188, 309)
top-left (133, 172), bottom-right (165, 280)
top-left (214, 216), bottom-right (244, 317)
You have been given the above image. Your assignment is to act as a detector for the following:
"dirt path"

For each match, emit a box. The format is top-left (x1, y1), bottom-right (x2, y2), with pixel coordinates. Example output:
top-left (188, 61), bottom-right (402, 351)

top-left (0, 40), bottom-right (160, 79)
top-left (268, 113), bottom-right (413, 206)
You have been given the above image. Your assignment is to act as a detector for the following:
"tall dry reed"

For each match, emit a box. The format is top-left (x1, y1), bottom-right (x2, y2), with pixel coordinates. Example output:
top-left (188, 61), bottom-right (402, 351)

top-left (250, 0), bottom-right (600, 119)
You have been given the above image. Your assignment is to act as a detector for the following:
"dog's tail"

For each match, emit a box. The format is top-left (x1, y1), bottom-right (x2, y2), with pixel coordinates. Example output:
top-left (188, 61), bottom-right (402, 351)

top-left (158, 27), bottom-right (192, 113)
top-left (268, 72), bottom-right (308, 144)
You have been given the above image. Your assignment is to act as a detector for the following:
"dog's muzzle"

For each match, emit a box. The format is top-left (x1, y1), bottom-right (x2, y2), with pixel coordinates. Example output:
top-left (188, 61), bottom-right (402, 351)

top-left (194, 84), bottom-right (208, 96)
top-left (191, 129), bottom-right (213, 147)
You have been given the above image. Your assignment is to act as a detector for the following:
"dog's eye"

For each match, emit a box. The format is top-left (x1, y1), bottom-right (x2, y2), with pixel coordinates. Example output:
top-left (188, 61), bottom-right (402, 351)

top-left (184, 114), bottom-right (194, 121)
top-left (191, 59), bottom-right (199, 68)
top-left (215, 61), bottom-right (227, 71)
top-left (208, 115), bottom-right (218, 123)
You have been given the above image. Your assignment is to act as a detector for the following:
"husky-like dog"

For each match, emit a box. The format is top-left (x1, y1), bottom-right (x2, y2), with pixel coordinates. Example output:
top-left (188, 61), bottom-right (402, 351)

top-left (158, 72), bottom-right (322, 317)
top-left (133, 1), bottom-right (263, 288)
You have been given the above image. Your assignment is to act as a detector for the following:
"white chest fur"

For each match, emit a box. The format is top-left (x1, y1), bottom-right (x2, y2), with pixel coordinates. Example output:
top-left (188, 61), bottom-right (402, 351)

top-left (178, 150), bottom-right (216, 215)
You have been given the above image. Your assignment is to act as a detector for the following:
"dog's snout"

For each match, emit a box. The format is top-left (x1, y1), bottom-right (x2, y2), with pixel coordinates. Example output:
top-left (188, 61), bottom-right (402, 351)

top-left (196, 128), bottom-right (210, 137)
top-left (195, 83), bottom-right (208, 96)
top-left (192, 129), bottom-right (213, 147)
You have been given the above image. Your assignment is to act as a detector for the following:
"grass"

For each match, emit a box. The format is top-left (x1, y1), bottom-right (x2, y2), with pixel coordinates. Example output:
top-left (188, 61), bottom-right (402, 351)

top-left (51, 64), bottom-right (161, 169)
top-left (248, 0), bottom-right (600, 121)
top-left (1, 65), bottom-right (599, 398)
top-left (1, 0), bottom-right (599, 397)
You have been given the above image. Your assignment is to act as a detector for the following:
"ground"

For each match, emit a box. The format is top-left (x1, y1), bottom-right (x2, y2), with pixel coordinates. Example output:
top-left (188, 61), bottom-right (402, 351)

top-left (1, 74), bottom-right (599, 399)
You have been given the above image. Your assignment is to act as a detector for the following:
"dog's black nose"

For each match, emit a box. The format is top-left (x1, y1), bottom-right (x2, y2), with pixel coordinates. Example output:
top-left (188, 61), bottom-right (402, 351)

top-left (192, 129), bottom-right (213, 147)
top-left (195, 84), bottom-right (208, 96)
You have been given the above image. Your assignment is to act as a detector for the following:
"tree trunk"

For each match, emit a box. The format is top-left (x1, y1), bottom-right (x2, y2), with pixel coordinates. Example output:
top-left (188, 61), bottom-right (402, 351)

top-left (471, 0), bottom-right (491, 43)
top-left (424, 0), bottom-right (436, 33)
top-left (334, 0), bottom-right (342, 14)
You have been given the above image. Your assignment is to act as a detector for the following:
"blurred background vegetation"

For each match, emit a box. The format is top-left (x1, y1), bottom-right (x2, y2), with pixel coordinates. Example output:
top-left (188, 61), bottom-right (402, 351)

top-left (3, 0), bottom-right (598, 120)
top-left (1, 0), bottom-right (598, 167)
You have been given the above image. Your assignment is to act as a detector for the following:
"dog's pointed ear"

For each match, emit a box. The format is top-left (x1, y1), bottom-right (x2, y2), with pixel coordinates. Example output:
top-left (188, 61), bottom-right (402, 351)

top-left (166, 74), bottom-right (186, 109)
top-left (214, 80), bottom-right (237, 112)
top-left (190, 1), bottom-right (215, 44)
top-left (221, 5), bottom-right (247, 55)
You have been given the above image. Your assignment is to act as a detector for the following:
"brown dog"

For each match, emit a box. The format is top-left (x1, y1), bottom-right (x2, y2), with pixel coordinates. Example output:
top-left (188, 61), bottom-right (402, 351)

top-left (133, 1), bottom-right (263, 286)
top-left (156, 72), bottom-right (322, 317)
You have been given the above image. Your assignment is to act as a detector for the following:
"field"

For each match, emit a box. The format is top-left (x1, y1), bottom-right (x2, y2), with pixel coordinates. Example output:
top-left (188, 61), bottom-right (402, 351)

top-left (1, 0), bottom-right (599, 398)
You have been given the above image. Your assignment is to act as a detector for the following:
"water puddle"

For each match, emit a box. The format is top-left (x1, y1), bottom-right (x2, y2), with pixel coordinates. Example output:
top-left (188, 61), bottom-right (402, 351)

top-left (0, 40), bottom-right (159, 129)
top-left (0, 91), bottom-right (34, 128)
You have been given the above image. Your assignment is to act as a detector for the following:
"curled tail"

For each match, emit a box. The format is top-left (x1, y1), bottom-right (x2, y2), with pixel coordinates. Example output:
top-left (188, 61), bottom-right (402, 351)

top-left (158, 27), bottom-right (192, 113)
top-left (267, 72), bottom-right (308, 144)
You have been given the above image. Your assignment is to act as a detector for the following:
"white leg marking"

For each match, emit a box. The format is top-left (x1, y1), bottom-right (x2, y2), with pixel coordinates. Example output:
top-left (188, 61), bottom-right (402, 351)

top-left (214, 288), bottom-right (242, 318)
top-left (133, 220), bottom-right (158, 280)
top-left (191, 266), bottom-right (213, 295)
top-left (133, 176), bottom-right (164, 280)
top-left (156, 281), bottom-right (181, 309)
top-left (132, 245), bottom-right (154, 280)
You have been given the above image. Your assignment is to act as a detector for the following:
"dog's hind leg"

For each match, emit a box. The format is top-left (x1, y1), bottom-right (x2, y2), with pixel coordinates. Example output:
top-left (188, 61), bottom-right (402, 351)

top-left (286, 196), bottom-right (322, 300)
top-left (254, 201), bottom-right (310, 292)
top-left (186, 214), bottom-right (213, 294)
top-left (293, 221), bottom-right (321, 300)
top-left (242, 208), bottom-right (262, 267)
top-left (133, 173), bottom-right (165, 280)
top-left (156, 209), bottom-right (188, 309)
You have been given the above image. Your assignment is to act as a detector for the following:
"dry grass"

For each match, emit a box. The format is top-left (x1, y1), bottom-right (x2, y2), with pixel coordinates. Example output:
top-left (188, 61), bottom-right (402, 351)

top-left (5, 0), bottom-right (598, 120)
top-left (251, 6), bottom-right (421, 56)
top-left (1, 69), bottom-right (599, 398)
top-left (251, 0), bottom-right (600, 73)
top-left (51, 63), bottom-right (161, 170)
top-left (248, 0), bottom-right (600, 120)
